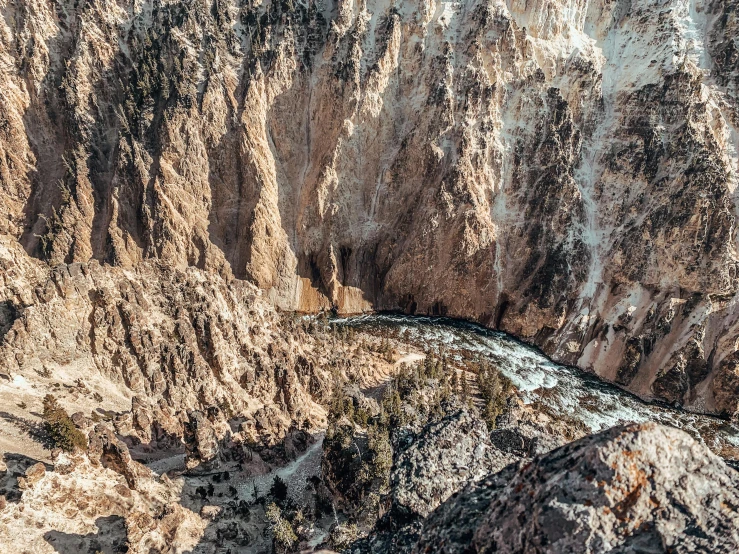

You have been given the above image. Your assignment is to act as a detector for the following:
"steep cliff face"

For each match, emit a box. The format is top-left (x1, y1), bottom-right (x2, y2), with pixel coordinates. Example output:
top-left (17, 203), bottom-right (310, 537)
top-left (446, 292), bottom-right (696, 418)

top-left (0, 231), bottom-right (395, 460)
top-left (1, 0), bottom-right (739, 414)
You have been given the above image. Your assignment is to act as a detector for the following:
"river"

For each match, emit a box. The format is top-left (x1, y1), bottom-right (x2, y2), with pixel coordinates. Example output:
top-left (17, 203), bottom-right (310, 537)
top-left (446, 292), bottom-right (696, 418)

top-left (335, 314), bottom-right (739, 458)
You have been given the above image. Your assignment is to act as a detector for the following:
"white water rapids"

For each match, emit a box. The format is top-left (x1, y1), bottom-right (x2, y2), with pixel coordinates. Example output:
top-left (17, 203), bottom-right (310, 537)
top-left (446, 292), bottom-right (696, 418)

top-left (336, 314), bottom-right (739, 457)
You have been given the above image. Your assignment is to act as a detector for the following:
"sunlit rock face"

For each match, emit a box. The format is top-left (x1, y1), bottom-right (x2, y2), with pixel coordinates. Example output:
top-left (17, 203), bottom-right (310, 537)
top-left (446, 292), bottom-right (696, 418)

top-left (1, 0), bottom-right (739, 414)
top-left (415, 423), bottom-right (739, 554)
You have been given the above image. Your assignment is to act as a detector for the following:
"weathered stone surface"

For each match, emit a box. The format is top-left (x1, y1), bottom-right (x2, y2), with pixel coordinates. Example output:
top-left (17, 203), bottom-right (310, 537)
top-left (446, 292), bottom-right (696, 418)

top-left (199, 505), bottom-right (223, 521)
top-left (183, 410), bottom-right (223, 469)
top-left (0, 239), bottom-right (383, 460)
top-left (415, 423), bottom-right (739, 554)
top-left (16, 462), bottom-right (45, 490)
top-left (488, 428), bottom-right (534, 457)
top-left (392, 409), bottom-right (517, 519)
top-left (88, 424), bottom-right (151, 489)
top-left (0, 1), bottom-right (739, 551)
top-left (1, 450), bottom-right (206, 553)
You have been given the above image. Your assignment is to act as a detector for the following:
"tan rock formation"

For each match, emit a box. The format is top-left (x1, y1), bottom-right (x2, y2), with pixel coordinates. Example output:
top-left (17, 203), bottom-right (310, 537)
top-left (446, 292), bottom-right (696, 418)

top-left (0, 233), bottom-right (388, 462)
top-left (17, 462), bottom-right (45, 490)
top-left (1, 0), bottom-right (739, 416)
top-left (0, 451), bottom-right (207, 554)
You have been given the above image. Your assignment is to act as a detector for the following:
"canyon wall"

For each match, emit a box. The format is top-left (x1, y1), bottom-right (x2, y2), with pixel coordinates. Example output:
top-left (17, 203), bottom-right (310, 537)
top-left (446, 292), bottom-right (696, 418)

top-left (1, 0), bottom-right (739, 414)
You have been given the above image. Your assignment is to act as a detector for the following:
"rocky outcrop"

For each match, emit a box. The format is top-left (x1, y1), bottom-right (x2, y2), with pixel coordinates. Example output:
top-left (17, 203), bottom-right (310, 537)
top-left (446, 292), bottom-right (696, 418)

top-left (415, 423), bottom-right (739, 553)
top-left (347, 409), bottom-right (520, 554)
top-left (391, 409), bottom-right (517, 519)
top-left (0, 450), bottom-right (206, 554)
top-left (0, 233), bottom-right (386, 457)
top-left (16, 462), bottom-right (45, 491)
top-left (345, 395), bottom-right (580, 554)
top-left (1, 0), bottom-right (739, 547)
top-left (183, 408), bottom-right (228, 469)
top-left (88, 424), bottom-right (151, 489)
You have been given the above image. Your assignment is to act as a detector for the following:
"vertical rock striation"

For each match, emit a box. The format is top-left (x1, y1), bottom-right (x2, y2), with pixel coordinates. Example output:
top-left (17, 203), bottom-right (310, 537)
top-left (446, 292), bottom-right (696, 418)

top-left (1, 0), bottom-right (739, 414)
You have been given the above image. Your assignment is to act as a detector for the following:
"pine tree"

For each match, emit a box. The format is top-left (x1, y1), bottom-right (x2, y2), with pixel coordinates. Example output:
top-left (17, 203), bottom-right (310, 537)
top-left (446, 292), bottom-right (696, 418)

top-left (461, 372), bottom-right (470, 400)
top-left (270, 475), bottom-right (288, 503)
top-left (266, 502), bottom-right (297, 553)
top-left (42, 394), bottom-right (87, 452)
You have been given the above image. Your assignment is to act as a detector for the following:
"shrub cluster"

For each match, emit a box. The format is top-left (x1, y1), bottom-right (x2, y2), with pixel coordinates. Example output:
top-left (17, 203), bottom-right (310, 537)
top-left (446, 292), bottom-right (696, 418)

top-left (323, 344), bottom-right (519, 548)
top-left (42, 394), bottom-right (87, 452)
top-left (265, 502), bottom-right (297, 553)
top-left (476, 360), bottom-right (514, 430)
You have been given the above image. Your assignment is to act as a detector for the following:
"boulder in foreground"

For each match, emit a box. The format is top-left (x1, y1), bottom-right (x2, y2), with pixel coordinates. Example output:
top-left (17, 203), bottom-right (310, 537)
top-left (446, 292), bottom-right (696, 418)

top-left (415, 423), bottom-right (739, 553)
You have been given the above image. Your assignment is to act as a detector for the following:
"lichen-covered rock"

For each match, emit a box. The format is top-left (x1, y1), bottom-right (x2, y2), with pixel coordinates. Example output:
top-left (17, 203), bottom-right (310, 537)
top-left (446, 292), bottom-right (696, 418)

top-left (415, 423), bottom-right (739, 554)
top-left (392, 409), bottom-right (517, 519)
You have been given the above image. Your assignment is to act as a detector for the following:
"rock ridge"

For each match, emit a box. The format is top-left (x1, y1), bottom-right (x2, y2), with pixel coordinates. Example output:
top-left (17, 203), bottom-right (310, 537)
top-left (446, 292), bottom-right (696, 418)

top-left (415, 422), bottom-right (739, 553)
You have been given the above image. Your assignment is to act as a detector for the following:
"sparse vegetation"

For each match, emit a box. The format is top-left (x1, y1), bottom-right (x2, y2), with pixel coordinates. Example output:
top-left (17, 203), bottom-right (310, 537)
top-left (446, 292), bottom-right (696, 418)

top-left (270, 475), bottom-right (288, 505)
top-left (476, 360), bottom-right (514, 430)
top-left (35, 208), bottom-right (64, 260)
top-left (330, 521), bottom-right (359, 550)
top-left (321, 343), bottom-right (515, 542)
top-left (266, 502), bottom-right (298, 553)
top-left (365, 424), bottom-right (392, 492)
top-left (41, 394), bottom-right (87, 452)
top-left (35, 366), bottom-right (52, 378)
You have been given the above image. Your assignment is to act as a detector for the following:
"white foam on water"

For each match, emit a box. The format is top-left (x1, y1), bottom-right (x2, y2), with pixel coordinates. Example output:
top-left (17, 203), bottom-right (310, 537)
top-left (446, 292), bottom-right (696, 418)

top-left (337, 314), bottom-right (739, 453)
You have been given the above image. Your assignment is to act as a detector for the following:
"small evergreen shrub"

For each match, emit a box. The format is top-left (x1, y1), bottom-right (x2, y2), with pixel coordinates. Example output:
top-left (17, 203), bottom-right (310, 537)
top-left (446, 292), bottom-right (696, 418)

top-left (42, 394), bottom-right (87, 452)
